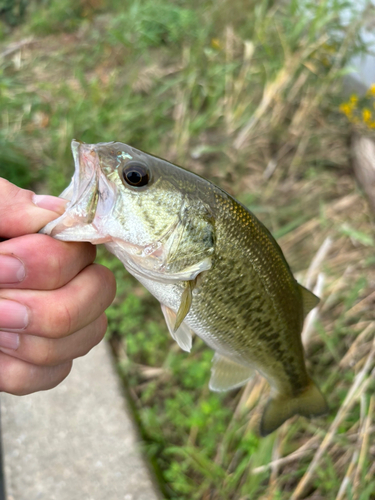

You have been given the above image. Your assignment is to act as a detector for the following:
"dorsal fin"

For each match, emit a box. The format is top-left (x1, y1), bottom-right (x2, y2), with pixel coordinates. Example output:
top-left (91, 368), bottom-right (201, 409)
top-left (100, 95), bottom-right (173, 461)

top-left (209, 353), bottom-right (254, 392)
top-left (161, 304), bottom-right (193, 352)
top-left (298, 284), bottom-right (320, 317)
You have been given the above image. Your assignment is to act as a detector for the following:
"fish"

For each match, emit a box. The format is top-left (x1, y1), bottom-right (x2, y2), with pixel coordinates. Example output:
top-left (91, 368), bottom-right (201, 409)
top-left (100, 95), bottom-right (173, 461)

top-left (41, 139), bottom-right (328, 436)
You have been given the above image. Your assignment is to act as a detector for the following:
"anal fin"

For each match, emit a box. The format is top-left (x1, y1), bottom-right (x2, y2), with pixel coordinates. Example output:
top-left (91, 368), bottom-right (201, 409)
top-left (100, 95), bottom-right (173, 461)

top-left (161, 304), bottom-right (193, 352)
top-left (209, 353), bottom-right (254, 392)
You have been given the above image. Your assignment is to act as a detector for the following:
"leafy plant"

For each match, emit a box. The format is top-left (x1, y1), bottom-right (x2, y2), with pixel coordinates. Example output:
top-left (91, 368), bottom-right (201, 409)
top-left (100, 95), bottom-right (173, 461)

top-left (0, 0), bottom-right (27, 26)
top-left (108, 1), bottom-right (200, 49)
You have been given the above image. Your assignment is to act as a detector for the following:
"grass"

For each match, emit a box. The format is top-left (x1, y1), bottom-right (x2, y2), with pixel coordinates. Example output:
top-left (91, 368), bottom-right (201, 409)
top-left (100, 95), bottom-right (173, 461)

top-left (1, 0), bottom-right (375, 498)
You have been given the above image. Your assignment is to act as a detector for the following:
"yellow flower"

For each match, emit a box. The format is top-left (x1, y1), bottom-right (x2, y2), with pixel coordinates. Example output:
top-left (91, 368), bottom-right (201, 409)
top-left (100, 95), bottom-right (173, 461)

top-left (339, 103), bottom-right (352, 116)
top-left (350, 94), bottom-right (358, 105)
top-left (363, 108), bottom-right (372, 123)
top-left (369, 121), bottom-right (375, 129)
top-left (367, 84), bottom-right (375, 97)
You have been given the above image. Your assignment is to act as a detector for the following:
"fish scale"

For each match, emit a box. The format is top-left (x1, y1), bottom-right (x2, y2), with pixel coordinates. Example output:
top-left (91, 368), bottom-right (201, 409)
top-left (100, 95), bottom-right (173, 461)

top-left (41, 139), bottom-right (328, 436)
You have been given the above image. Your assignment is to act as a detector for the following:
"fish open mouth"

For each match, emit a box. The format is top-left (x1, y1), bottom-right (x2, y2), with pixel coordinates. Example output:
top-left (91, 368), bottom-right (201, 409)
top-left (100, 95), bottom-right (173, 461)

top-left (40, 140), bottom-right (116, 243)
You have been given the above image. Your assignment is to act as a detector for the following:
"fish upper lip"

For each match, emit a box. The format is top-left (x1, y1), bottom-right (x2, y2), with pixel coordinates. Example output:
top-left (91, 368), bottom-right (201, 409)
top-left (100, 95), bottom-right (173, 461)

top-left (40, 141), bottom-right (115, 240)
top-left (67, 141), bottom-right (100, 219)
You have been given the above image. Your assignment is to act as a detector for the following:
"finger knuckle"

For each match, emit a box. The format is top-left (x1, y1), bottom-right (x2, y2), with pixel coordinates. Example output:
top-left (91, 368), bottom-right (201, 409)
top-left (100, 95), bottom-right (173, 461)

top-left (0, 357), bottom-right (31, 395)
top-left (50, 302), bottom-right (75, 337)
top-left (0, 354), bottom-right (73, 395)
top-left (42, 362), bottom-right (73, 391)
top-left (79, 316), bottom-right (107, 358)
top-left (95, 265), bottom-right (117, 307)
top-left (84, 243), bottom-right (97, 263)
top-left (34, 340), bottom-right (57, 367)
top-left (46, 252), bottom-right (64, 290)
top-left (94, 314), bottom-right (108, 344)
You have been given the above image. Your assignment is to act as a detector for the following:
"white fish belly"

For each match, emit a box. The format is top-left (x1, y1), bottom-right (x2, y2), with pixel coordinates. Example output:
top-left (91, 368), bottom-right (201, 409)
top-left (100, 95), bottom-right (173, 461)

top-left (135, 274), bottom-right (238, 359)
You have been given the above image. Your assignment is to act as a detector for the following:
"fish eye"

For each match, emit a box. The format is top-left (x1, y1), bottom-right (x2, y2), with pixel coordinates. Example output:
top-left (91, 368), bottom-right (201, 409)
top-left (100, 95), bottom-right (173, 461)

top-left (121, 162), bottom-right (150, 188)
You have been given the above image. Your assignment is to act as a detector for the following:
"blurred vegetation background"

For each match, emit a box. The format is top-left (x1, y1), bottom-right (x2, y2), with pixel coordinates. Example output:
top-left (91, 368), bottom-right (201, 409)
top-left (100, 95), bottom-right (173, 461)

top-left (1, 0), bottom-right (375, 499)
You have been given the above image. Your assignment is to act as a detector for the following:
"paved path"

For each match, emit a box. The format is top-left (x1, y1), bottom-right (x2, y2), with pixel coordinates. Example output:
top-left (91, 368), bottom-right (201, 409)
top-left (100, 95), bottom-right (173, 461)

top-left (1, 341), bottom-right (162, 500)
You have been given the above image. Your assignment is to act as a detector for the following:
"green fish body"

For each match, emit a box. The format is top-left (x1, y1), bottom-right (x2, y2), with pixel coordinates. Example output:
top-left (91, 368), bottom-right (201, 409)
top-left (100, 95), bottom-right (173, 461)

top-left (41, 140), bottom-right (328, 435)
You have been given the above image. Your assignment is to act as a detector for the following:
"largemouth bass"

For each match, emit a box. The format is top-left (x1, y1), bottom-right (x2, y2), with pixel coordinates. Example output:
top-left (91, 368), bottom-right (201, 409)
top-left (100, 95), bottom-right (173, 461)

top-left (41, 140), bottom-right (328, 436)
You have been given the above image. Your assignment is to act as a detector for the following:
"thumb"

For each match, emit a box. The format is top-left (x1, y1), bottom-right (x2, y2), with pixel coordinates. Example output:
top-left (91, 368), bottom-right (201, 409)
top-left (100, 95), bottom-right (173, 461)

top-left (0, 178), bottom-right (67, 238)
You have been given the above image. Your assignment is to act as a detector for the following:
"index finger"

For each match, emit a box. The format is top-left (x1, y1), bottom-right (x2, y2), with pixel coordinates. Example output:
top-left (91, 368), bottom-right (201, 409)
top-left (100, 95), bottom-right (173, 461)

top-left (0, 178), bottom-right (67, 238)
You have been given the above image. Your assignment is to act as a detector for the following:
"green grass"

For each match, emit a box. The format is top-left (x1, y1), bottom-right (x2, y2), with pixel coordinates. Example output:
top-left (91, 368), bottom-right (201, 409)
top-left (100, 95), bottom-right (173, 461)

top-left (1, 0), bottom-right (375, 498)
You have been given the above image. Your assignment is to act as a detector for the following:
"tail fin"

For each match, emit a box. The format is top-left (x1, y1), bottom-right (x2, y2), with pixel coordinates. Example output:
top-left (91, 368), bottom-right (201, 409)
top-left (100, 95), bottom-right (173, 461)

top-left (260, 378), bottom-right (328, 437)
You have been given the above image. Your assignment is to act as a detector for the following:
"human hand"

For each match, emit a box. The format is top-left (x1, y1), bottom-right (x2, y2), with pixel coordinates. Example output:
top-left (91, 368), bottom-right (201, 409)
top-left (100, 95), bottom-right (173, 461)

top-left (0, 178), bottom-right (116, 395)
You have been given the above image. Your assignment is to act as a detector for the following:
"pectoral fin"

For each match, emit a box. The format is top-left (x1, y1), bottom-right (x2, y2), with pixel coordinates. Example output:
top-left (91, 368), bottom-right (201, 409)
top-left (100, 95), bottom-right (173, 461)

top-left (260, 377), bottom-right (328, 436)
top-left (299, 284), bottom-right (320, 317)
top-left (174, 281), bottom-right (195, 331)
top-left (161, 304), bottom-right (193, 352)
top-left (209, 353), bottom-right (254, 392)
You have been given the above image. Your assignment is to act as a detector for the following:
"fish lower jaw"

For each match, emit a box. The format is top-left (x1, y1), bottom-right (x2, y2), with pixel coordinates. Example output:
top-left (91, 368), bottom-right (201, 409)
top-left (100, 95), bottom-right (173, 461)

top-left (41, 216), bottom-right (113, 243)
